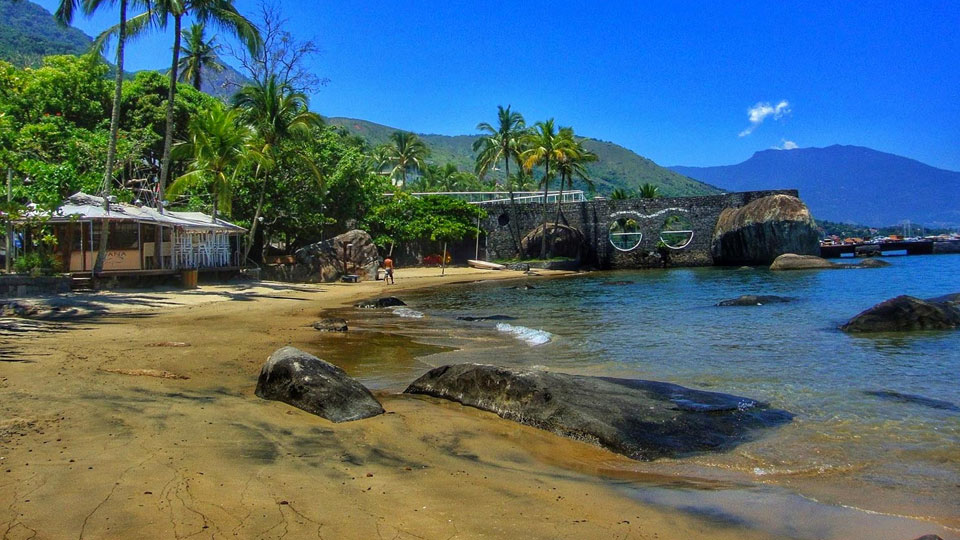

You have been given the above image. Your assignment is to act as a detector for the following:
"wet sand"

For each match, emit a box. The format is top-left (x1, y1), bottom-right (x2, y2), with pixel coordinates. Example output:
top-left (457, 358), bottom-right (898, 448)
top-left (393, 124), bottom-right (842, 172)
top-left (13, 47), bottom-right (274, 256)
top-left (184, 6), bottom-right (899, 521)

top-left (0, 268), bottom-right (953, 539)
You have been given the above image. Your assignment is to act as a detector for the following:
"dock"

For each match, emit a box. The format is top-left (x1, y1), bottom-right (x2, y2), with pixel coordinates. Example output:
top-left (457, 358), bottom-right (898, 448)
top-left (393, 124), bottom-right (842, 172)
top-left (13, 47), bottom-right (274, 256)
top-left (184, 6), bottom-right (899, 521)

top-left (820, 240), bottom-right (960, 258)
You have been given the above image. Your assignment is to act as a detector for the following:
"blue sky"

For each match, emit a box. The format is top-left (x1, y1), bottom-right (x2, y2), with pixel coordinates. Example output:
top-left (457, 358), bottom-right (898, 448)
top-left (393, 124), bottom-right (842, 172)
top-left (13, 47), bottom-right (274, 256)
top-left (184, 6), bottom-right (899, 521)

top-left (35, 0), bottom-right (960, 170)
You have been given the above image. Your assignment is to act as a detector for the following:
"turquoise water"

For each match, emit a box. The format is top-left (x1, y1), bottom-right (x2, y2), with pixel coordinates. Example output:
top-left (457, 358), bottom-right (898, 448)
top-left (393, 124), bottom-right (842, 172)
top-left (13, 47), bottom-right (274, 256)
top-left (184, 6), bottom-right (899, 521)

top-left (353, 255), bottom-right (960, 537)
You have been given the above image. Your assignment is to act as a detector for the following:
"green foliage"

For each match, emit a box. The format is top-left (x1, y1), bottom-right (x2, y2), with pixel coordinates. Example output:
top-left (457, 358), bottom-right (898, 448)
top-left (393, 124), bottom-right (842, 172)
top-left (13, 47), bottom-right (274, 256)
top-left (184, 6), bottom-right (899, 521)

top-left (12, 251), bottom-right (63, 275)
top-left (0, 0), bottom-right (92, 67)
top-left (610, 188), bottom-right (633, 200)
top-left (363, 193), bottom-right (485, 247)
top-left (638, 182), bottom-right (660, 198)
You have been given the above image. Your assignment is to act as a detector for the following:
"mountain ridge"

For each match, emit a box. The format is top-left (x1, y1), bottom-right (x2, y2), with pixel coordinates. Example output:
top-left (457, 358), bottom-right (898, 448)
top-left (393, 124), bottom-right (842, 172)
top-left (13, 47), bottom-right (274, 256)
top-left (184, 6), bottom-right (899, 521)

top-left (670, 145), bottom-right (960, 226)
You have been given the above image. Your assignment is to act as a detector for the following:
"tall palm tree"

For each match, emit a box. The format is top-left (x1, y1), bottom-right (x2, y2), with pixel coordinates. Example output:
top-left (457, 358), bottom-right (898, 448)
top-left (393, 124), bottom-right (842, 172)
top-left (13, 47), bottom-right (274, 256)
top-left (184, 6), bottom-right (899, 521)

top-left (177, 22), bottom-right (224, 90)
top-left (521, 119), bottom-right (567, 258)
top-left (386, 131), bottom-right (429, 189)
top-left (231, 75), bottom-right (321, 261)
top-left (553, 130), bottom-right (596, 227)
top-left (638, 182), bottom-right (660, 199)
top-left (473, 105), bottom-right (526, 250)
top-left (58, 0), bottom-right (141, 275)
top-left (168, 104), bottom-right (261, 222)
top-left (368, 144), bottom-right (392, 176)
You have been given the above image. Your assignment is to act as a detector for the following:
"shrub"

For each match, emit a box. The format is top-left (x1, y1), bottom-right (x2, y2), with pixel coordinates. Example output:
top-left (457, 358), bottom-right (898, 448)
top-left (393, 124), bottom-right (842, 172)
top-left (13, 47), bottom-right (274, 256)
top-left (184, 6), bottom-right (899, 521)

top-left (12, 252), bottom-right (63, 276)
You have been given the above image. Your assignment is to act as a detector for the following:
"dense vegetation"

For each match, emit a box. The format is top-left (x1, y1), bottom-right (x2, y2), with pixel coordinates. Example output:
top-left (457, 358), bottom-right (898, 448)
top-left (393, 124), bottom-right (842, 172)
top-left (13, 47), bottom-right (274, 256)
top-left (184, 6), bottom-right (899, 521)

top-left (0, 0), bottom-right (91, 66)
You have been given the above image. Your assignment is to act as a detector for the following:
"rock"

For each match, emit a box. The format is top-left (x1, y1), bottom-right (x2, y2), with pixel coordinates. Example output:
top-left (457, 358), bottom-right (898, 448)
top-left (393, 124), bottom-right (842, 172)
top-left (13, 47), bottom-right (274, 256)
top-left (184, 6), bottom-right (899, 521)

top-left (855, 244), bottom-right (881, 257)
top-left (255, 346), bottom-right (384, 422)
top-left (863, 390), bottom-right (960, 412)
top-left (404, 364), bottom-right (792, 461)
top-left (286, 230), bottom-right (381, 283)
top-left (312, 318), bottom-right (348, 332)
top-left (926, 292), bottom-right (960, 305)
top-left (911, 536), bottom-right (944, 540)
top-left (717, 295), bottom-right (794, 306)
top-left (840, 295), bottom-right (960, 332)
top-left (520, 223), bottom-right (583, 259)
top-left (858, 258), bottom-right (891, 268)
top-left (456, 315), bottom-right (518, 322)
top-left (769, 253), bottom-right (837, 270)
top-left (509, 284), bottom-right (537, 290)
top-left (505, 263), bottom-right (531, 272)
top-left (711, 194), bottom-right (820, 265)
top-left (355, 296), bottom-right (406, 309)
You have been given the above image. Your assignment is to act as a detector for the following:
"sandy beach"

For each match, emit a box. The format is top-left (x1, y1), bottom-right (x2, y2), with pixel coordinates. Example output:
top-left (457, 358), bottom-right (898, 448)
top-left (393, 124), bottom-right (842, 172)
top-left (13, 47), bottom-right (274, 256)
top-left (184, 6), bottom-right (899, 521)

top-left (0, 267), bottom-right (952, 539)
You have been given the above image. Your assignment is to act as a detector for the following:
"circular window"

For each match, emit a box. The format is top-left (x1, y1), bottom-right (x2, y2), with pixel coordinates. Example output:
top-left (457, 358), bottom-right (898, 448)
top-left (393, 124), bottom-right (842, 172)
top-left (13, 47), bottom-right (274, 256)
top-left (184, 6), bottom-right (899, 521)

top-left (498, 213), bottom-right (510, 227)
top-left (609, 218), bottom-right (643, 251)
top-left (659, 214), bottom-right (694, 249)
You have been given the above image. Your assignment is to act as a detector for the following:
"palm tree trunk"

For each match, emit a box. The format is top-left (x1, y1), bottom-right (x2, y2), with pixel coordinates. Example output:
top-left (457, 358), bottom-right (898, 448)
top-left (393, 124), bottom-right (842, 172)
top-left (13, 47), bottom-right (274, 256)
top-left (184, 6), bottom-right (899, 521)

top-left (158, 13), bottom-right (182, 213)
top-left (241, 175), bottom-right (268, 263)
top-left (193, 62), bottom-right (202, 91)
top-left (539, 161), bottom-right (550, 259)
top-left (504, 156), bottom-right (521, 255)
top-left (554, 171), bottom-right (566, 232)
top-left (94, 0), bottom-right (126, 276)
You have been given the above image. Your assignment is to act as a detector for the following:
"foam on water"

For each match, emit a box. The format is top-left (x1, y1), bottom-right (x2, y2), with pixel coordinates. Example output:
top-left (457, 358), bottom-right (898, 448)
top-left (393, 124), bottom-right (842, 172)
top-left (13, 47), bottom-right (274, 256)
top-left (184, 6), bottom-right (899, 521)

top-left (390, 307), bottom-right (424, 319)
top-left (496, 322), bottom-right (552, 346)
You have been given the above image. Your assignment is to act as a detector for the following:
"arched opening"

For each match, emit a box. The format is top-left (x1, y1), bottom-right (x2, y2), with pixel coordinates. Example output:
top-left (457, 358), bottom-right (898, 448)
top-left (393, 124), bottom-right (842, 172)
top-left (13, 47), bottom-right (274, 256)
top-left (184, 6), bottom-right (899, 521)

top-left (659, 214), bottom-right (694, 249)
top-left (609, 218), bottom-right (643, 251)
top-left (497, 213), bottom-right (510, 227)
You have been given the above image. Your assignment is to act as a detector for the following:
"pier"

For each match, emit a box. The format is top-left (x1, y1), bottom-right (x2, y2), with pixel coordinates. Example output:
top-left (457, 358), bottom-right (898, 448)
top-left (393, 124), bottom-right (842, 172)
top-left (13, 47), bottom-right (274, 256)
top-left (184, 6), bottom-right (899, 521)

top-left (820, 240), bottom-right (960, 258)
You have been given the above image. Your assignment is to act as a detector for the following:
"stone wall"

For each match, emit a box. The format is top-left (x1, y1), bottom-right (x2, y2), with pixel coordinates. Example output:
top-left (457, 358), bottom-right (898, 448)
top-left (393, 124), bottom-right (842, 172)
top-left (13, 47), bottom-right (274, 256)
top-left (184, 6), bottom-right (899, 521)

top-left (0, 275), bottom-right (72, 298)
top-left (483, 190), bottom-right (800, 269)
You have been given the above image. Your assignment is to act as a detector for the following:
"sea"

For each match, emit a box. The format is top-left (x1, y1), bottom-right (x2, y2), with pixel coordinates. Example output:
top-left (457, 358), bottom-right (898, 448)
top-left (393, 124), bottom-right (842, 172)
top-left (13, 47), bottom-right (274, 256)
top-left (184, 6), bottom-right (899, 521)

top-left (322, 254), bottom-right (960, 539)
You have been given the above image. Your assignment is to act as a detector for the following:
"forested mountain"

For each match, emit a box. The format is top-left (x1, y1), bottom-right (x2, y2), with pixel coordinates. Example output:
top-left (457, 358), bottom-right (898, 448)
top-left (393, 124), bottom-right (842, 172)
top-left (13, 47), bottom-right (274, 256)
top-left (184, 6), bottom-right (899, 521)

top-left (0, 0), bottom-right (91, 65)
top-left (327, 117), bottom-right (720, 197)
top-left (670, 145), bottom-right (960, 226)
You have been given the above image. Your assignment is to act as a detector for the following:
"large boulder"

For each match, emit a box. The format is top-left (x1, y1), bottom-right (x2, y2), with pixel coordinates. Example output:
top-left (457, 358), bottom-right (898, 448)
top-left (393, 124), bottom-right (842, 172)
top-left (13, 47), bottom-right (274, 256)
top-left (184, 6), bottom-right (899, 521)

top-left (355, 296), bottom-right (406, 308)
top-left (520, 223), bottom-right (583, 259)
top-left (840, 294), bottom-right (960, 332)
top-left (712, 194), bottom-right (820, 265)
top-left (717, 295), bottom-right (794, 306)
top-left (770, 253), bottom-right (891, 270)
top-left (404, 364), bottom-right (792, 461)
top-left (255, 346), bottom-right (384, 422)
top-left (289, 230), bottom-right (381, 283)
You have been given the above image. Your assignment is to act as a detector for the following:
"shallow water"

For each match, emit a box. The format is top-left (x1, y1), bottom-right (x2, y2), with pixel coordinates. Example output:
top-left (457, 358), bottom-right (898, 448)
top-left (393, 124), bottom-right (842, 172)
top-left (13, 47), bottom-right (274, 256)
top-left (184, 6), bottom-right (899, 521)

top-left (343, 254), bottom-right (960, 537)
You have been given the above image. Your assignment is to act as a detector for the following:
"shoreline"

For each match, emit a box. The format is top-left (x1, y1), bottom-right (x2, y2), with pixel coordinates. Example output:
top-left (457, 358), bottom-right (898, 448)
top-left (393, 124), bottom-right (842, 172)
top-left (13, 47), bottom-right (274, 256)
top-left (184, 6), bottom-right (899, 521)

top-left (1, 267), bottom-right (956, 539)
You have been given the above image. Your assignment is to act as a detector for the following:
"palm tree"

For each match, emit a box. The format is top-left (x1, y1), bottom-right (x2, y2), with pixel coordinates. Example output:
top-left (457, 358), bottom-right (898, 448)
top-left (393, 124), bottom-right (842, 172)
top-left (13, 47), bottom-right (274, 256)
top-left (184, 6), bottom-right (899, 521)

top-left (473, 105), bottom-right (526, 250)
top-left (638, 182), bottom-right (660, 199)
top-left (177, 22), bottom-right (224, 90)
top-left (57, 0), bottom-right (141, 275)
top-left (231, 75), bottom-right (321, 261)
top-left (553, 130), bottom-right (596, 226)
top-left (385, 131), bottom-right (429, 189)
top-left (610, 188), bottom-right (633, 200)
top-left (521, 119), bottom-right (567, 258)
top-left (168, 104), bottom-right (261, 222)
top-left (368, 144), bottom-right (392, 176)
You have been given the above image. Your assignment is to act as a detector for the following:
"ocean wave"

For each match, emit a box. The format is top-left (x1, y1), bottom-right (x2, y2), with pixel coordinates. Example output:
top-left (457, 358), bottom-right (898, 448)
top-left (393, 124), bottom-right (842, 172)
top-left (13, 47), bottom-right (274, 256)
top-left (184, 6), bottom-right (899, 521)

top-left (496, 322), bottom-right (552, 346)
top-left (390, 307), bottom-right (424, 319)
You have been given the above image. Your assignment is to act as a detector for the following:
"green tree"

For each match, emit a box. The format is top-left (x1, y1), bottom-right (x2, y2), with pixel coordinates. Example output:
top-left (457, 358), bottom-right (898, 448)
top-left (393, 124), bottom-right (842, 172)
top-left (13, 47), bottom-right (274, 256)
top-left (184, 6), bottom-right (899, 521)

top-left (521, 119), bottom-right (567, 258)
top-left (610, 187), bottom-right (633, 200)
top-left (168, 103), bottom-right (261, 221)
top-left (473, 105), bottom-right (526, 249)
top-left (231, 74), bottom-right (322, 260)
top-left (177, 22), bottom-right (224, 90)
top-left (553, 128), bottom-right (596, 225)
top-left (385, 131), bottom-right (429, 189)
top-left (638, 182), bottom-right (660, 199)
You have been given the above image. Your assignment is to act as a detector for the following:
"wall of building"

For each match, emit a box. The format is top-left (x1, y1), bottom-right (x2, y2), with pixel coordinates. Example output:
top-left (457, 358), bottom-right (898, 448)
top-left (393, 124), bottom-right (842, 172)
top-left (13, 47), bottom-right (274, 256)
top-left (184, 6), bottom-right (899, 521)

top-left (482, 190), bottom-right (799, 268)
top-left (0, 275), bottom-right (72, 298)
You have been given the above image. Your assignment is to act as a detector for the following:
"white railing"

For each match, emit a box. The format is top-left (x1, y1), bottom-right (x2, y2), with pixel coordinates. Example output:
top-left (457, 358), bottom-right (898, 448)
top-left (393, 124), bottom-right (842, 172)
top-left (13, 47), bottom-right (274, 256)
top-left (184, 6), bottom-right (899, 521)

top-left (383, 190), bottom-right (587, 205)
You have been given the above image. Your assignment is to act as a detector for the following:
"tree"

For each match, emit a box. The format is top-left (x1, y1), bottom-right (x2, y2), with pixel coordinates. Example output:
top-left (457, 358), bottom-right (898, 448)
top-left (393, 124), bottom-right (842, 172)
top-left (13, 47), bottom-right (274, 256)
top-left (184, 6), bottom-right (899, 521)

top-left (56, 0), bottom-right (138, 275)
top-left (638, 182), bottom-right (660, 199)
top-left (385, 131), bottom-right (429, 189)
top-left (231, 74), bottom-right (321, 261)
top-left (553, 129), bottom-right (596, 226)
top-left (177, 22), bottom-right (224, 91)
top-left (521, 119), bottom-right (566, 258)
top-left (168, 103), bottom-right (261, 221)
top-left (610, 188), bottom-right (633, 200)
top-left (473, 105), bottom-right (526, 251)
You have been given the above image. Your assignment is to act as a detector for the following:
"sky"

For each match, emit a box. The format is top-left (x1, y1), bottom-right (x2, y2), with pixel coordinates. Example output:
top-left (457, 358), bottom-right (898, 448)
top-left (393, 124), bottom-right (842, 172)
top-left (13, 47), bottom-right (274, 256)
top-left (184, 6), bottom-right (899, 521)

top-left (34, 0), bottom-right (960, 171)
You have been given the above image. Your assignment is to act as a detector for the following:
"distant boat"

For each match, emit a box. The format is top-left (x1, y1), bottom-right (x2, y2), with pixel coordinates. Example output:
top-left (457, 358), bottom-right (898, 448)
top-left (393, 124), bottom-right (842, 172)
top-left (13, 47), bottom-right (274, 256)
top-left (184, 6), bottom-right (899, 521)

top-left (468, 259), bottom-right (506, 270)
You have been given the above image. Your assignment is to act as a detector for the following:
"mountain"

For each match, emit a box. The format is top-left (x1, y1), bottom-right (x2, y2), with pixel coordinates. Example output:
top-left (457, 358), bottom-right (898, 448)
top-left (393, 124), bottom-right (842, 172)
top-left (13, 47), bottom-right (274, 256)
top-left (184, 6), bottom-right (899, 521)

top-left (327, 117), bottom-right (720, 197)
top-left (0, 0), bottom-right (91, 65)
top-left (670, 145), bottom-right (960, 226)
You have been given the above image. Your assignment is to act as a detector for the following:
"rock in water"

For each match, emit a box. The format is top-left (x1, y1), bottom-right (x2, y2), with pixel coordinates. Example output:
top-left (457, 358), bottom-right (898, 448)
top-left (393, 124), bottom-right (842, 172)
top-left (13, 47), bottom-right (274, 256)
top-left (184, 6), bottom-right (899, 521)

top-left (717, 295), bottom-right (794, 306)
top-left (312, 318), bottom-right (348, 332)
top-left (355, 296), bottom-right (406, 308)
top-left (404, 364), bottom-right (792, 460)
top-left (712, 194), bottom-right (820, 265)
top-left (840, 295), bottom-right (960, 332)
top-left (255, 346), bottom-right (384, 422)
top-left (289, 229), bottom-right (381, 282)
top-left (769, 253), bottom-right (837, 270)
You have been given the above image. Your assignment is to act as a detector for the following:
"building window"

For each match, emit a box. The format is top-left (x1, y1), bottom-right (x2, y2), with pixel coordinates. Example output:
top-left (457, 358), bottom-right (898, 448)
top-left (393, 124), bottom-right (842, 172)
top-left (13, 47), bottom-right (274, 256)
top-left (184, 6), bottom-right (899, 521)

top-left (609, 218), bottom-right (642, 251)
top-left (659, 215), bottom-right (694, 249)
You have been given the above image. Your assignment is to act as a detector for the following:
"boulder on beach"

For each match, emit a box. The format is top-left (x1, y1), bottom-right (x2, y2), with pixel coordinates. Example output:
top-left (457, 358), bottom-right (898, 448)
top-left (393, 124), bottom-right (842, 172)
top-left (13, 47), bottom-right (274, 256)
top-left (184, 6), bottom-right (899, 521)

top-left (288, 229), bottom-right (381, 283)
top-left (456, 315), bottom-right (518, 322)
top-left (255, 346), bottom-right (384, 422)
top-left (404, 363), bottom-right (792, 461)
top-left (520, 223), bottom-right (583, 259)
top-left (711, 194), bottom-right (820, 265)
top-left (717, 295), bottom-right (794, 306)
top-left (840, 294), bottom-right (960, 333)
top-left (312, 318), bottom-right (348, 332)
top-left (355, 296), bottom-right (406, 309)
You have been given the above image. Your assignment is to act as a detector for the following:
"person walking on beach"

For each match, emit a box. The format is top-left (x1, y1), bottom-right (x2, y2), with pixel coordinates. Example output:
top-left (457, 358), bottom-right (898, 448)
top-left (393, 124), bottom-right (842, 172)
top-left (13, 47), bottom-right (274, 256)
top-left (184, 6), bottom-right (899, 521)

top-left (383, 257), bottom-right (395, 284)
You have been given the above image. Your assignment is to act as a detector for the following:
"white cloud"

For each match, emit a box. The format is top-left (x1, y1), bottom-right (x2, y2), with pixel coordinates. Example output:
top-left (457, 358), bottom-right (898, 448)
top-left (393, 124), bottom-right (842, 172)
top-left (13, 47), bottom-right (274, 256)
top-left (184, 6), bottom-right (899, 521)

top-left (738, 100), bottom-right (791, 137)
top-left (772, 139), bottom-right (799, 150)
